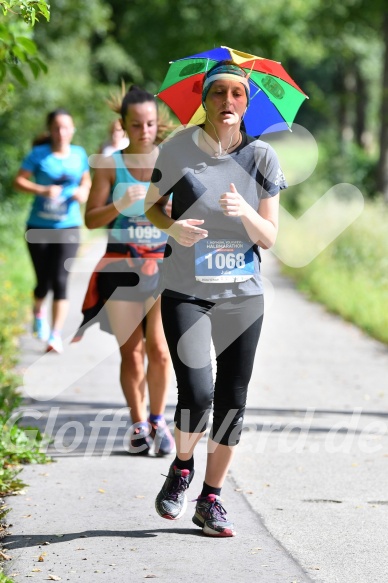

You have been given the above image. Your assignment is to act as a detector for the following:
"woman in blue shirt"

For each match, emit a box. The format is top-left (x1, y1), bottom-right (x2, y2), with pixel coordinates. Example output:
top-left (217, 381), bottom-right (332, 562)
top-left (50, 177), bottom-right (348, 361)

top-left (14, 108), bottom-right (91, 353)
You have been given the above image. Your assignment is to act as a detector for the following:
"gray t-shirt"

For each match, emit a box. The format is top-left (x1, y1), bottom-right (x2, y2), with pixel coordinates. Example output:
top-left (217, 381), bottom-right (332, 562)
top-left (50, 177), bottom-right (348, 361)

top-left (151, 127), bottom-right (287, 301)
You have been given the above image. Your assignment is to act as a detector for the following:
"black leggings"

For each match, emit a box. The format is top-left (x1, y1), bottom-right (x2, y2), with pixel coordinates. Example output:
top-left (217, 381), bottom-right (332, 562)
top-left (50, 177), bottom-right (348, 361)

top-left (26, 227), bottom-right (80, 301)
top-left (161, 294), bottom-right (264, 446)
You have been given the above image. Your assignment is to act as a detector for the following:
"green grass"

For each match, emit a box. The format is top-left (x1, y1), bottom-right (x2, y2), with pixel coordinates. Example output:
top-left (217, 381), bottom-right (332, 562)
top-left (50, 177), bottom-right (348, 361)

top-left (267, 133), bottom-right (388, 345)
top-left (282, 199), bottom-right (388, 344)
top-left (0, 572), bottom-right (15, 583)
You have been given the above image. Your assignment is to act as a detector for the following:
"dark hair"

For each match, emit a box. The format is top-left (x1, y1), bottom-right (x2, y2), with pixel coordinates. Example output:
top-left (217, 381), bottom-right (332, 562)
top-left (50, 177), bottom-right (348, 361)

top-left (32, 108), bottom-right (73, 146)
top-left (106, 82), bottom-right (175, 145)
top-left (46, 108), bottom-right (72, 128)
top-left (120, 85), bottom-right (156, 121)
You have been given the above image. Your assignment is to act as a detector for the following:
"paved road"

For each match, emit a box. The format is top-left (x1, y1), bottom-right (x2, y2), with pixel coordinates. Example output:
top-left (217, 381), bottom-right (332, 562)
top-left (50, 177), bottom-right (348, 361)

top-left (4, 236), bottom-right (388, 583)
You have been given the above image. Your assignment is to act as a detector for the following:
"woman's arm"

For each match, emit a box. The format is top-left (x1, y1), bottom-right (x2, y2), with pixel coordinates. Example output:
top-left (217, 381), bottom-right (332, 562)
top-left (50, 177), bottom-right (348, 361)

top-left (144, 182), bottom-right (174, 230)
top-left (13, 169), bottom-right (62, 199)
top-left (71, 170), bottom-right (92, 204)
top-left (145, 183), bottom-right (208, 247)
top-left (85, 162), bottom-right (152, 230)
top-left (219, 183), bottom-right (279, 249)
top-left (84, 165), bottom-right (118, 229)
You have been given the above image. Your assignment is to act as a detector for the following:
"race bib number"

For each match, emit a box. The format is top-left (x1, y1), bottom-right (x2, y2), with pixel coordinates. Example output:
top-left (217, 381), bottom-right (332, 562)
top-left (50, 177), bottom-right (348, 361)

top-left (38, 198), bottom-right (69, 222)
top-left (111, 216), bottom-right (168, 246)
top-left (195, 239), bottom-right (254, 283)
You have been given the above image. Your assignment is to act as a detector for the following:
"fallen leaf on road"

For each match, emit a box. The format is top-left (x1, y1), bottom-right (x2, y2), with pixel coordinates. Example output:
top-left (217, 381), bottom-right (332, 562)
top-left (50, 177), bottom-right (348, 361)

top-left (32, 568), bottom-right (42, 572)
top-left (135, 495), bottom-right (145, 499)
top-left (47, 576), bottom-right (61, 581)
top-left (22, 514), bottom-right (32, 518)
top-left (38, 555), bottom-right (45, 562)
top-left (0, 551), bottom-right (11, 560)
top-left (234, 488), bottom-right (243, 492)
top-left (144, 576), bottom-right (157, 579)
top-left (98, 489), bottom-right (105, 493)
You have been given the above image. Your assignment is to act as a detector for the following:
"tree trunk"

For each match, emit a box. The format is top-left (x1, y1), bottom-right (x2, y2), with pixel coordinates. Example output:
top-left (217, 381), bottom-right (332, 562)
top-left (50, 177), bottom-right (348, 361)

top-left (377, 12), bottom-right (388, 201)
top-left (338, 69), bottom-right (354, 152)
top-left (354, 65), bottom-right (367, 148)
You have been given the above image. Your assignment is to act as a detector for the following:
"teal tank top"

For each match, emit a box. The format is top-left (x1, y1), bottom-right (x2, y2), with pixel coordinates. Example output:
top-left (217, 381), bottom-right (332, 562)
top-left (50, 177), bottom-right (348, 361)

top-left (109, 150), bottom-right (167, 248)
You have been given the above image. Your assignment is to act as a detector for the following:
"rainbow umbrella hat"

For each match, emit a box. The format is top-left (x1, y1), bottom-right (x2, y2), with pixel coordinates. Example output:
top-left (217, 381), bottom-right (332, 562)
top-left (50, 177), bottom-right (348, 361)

top-left (156, 46), bottom-right (308, 136)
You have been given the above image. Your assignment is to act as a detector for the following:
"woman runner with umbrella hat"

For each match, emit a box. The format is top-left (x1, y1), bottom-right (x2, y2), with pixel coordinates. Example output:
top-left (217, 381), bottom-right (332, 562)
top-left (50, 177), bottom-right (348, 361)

top-left (145, 60), bottom-right (287, 536)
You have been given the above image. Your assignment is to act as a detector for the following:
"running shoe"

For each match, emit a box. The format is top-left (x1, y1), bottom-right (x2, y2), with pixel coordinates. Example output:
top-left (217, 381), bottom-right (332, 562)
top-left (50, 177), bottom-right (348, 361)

top-left (148, 417), bottom-right (175, 456)
top-left (46, 332), bottom-right (64, 354)
top-left (128, 423), bottom-right (152, 456)
top-left (33, 314), bottom-right (50, 342)
top-left (155, 464), bottom-right (194, 520)
top-left (192, 494), bottom-right (236, 537)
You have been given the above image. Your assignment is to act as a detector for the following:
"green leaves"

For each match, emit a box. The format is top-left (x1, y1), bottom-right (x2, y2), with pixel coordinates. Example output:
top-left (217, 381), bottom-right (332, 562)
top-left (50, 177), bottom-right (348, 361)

top-left (0, 26), bottom-right (44, 85)
top-left (0, 1), bottom-right (50, 25)
top-left (0, 1), bottom-right (50, 103)
top-left (15, 35), bottom-right (37, 55)
top-left (9, 63), bottom-right (27, 85)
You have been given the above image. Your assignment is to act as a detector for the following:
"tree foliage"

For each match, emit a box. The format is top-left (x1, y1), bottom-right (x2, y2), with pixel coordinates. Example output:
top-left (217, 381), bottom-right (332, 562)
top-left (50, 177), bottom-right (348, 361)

top-left (0, 0), bottom-right (387, 198)
top-left (0, 1), bottom-right (50, 25)
top-left (0, 0), bottom-right (49, 110)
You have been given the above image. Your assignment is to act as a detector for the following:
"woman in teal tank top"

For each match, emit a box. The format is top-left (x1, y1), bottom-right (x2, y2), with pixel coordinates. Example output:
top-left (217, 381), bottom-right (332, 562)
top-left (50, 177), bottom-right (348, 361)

top-left (81, 86), bottom-right (175, 457)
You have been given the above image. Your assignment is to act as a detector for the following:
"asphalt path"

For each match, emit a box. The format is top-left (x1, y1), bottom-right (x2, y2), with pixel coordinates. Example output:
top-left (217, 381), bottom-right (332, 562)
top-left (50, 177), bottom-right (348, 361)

top-left (4, 236), bottom-right (388, 583)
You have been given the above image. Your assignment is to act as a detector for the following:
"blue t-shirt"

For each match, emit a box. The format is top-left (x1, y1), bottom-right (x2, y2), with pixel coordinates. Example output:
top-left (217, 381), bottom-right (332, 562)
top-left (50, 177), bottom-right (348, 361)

top-left (22, 143), bottom-right (89, 228)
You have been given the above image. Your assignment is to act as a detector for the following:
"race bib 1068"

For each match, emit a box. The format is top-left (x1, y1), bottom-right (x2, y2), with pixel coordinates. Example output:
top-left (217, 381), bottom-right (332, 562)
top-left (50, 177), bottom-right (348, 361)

top-left (195, 239), bottom-right (255, 283)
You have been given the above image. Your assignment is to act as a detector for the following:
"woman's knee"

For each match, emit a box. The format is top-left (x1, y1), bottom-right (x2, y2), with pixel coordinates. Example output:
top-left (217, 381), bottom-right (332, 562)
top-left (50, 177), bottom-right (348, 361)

top-left (146, 342), bottom-right (170, 368)
top-left (175, 407), bottom-right (211, 434)
top-left (34, 282), bottom-right (50, 299)
top-left (175, 380), bottom-right (213, 433)
top-left (52, 276), bottom-right (68, 300)
top-left (211, 406), bottom-right (245, 446)
top-left (120, 344), bottom-right (144, 371)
